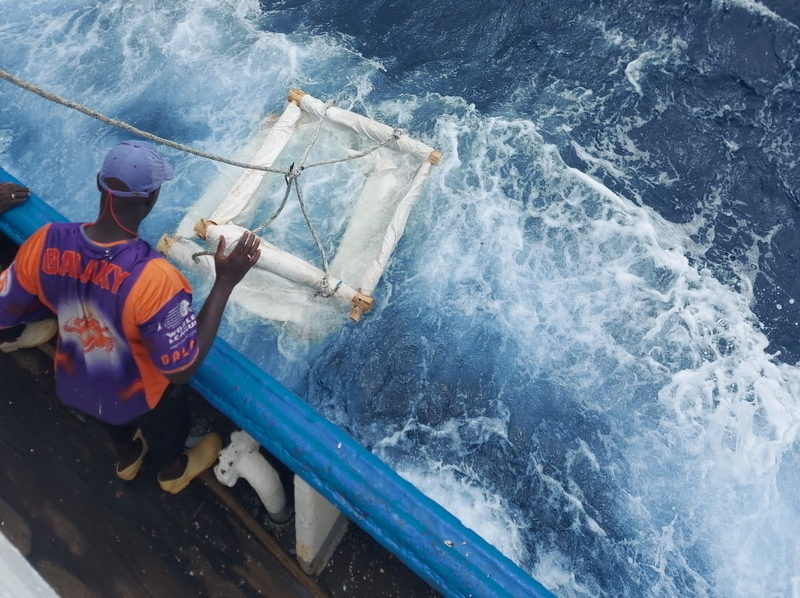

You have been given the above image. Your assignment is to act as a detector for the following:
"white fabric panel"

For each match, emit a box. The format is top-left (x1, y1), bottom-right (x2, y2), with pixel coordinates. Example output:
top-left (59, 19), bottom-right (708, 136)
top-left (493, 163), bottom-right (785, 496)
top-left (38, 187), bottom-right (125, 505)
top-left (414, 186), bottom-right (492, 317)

top-left (209, 102), bottom-right (301, 225)
top-left (299, 94), bottom-right (434, 162)
top-left (328, 152), bottom-right (402, 288)
top-left (359, 161), bottom-right (432, 296)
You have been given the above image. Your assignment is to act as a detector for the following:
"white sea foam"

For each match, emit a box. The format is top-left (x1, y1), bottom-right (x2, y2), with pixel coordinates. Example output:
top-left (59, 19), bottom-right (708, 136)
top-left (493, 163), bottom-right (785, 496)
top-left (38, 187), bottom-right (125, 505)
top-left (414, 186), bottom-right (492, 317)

top-left (2, 2), bottom-right (800, 597)
top-left (413, 97), bottom-right (800, 595)
top-left (624, 50), bottom-right (656, 96)
top-left (394, 461), bottom-right (529, 565)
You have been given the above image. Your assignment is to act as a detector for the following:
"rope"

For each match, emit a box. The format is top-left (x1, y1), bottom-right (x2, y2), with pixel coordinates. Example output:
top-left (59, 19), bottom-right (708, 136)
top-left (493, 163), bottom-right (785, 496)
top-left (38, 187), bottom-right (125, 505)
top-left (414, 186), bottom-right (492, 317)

top-left (0, 68), bottom-right (287, 175)
top-left (303, 127), bottom-right (405, 170)
top-left (250, 166), bottom-right (297, 235)
top-left (192, 173), bottom-right (333, 274)
top-left (1, 68), bottom-right (405, 287)
top-left (315, 277), bottom-right (343, 298)
top-left (0, 68), bottom-right (405, 173)
top-left (248, 127), bottom-right (404, 239)
top-left (191, 248), bottom-right (215, 263)
top-left (298, 100), bottom-right (332, 168)
top-left (293, 176), bottom-right (329, 274)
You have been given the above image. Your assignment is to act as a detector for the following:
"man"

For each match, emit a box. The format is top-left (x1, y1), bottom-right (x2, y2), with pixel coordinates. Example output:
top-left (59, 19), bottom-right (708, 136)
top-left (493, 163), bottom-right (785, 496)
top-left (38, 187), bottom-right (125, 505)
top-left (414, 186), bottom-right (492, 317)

top-left (0, 141), bottom-right (261, 494)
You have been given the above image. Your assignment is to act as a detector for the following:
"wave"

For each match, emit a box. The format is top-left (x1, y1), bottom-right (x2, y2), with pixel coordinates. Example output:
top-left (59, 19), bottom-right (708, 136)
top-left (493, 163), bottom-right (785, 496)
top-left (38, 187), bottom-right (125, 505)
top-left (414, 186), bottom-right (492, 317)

top-left (2, 1), bottom-right (800, 595)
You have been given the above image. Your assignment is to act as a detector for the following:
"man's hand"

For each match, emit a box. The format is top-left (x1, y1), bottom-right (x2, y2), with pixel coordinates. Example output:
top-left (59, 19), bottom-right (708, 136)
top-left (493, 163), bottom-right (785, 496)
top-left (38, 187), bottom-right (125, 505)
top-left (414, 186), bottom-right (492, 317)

top-left (163, 231), bottom-right (261, 385)
top-left (214, 231), bottom-right (261, 290)
top-left (0, 183), bottom-right (30, 215)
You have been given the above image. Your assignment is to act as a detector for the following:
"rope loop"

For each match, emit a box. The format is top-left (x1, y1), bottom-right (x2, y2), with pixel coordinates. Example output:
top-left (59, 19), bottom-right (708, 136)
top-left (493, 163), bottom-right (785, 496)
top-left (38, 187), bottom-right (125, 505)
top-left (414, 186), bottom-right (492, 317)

top-left (191, 249), bottom-right (215, 263)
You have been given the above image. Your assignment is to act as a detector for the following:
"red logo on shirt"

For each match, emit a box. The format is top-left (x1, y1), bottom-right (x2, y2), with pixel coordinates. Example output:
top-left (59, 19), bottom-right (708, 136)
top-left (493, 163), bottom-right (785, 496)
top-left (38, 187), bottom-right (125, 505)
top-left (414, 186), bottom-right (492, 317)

top-left (63, 316), bottom-right (115, 353)
top-left (41, 248), bottom-right (131, 294)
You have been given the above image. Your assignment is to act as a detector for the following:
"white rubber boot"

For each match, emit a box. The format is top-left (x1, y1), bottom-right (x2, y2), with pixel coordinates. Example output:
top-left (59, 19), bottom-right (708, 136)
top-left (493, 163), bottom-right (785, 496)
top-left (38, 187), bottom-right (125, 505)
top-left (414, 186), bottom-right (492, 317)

top-left (0, 319), bottom-right (58, 353)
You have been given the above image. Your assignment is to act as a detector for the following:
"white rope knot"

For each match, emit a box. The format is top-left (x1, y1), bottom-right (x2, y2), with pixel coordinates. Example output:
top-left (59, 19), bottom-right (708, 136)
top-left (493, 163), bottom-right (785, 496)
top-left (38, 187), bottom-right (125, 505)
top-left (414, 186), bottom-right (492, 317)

top-left (286, 165), bottom-right (303, 181)
top-left (314, 276), bottom-right (343, 298)
top-left (283, 162), bottom-right (304, 188)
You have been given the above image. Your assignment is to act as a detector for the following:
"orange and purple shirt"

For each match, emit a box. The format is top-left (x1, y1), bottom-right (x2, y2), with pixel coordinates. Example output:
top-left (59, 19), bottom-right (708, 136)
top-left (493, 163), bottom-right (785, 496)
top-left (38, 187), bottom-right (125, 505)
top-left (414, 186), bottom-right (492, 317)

top-left (0, 222), bottom-right (199, 424)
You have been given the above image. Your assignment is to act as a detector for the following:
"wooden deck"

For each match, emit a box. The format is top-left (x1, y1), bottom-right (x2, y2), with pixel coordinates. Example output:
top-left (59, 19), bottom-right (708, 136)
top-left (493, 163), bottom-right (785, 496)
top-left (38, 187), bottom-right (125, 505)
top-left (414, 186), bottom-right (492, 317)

top-left (0, 347), bottom-right (328, 598)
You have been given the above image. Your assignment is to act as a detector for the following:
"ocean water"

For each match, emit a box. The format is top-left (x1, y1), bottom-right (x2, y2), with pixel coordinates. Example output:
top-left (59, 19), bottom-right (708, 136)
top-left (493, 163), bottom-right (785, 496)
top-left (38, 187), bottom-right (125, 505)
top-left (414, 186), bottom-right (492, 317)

top-left (1, 1), bottom-right (799, 596)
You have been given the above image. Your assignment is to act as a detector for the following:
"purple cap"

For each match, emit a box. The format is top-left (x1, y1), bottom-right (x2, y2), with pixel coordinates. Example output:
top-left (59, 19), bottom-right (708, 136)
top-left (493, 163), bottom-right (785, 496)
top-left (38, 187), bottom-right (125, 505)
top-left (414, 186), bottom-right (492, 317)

top-left (98, 140), bottom-right (174, 198)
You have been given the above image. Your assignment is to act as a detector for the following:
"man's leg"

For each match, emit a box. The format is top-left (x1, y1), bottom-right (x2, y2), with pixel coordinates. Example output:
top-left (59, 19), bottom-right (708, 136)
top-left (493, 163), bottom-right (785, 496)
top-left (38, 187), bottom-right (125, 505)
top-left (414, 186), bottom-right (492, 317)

top-left (143, 385), bottom-right (222, 495)
top-left (138, 384), bottom-right (192, 475)
top-left (0, 324), bottom-right (24, 343)
top-left (104, 422), bottom-right (146, 481)
top-left (103, 386), bottom-right (189, 482)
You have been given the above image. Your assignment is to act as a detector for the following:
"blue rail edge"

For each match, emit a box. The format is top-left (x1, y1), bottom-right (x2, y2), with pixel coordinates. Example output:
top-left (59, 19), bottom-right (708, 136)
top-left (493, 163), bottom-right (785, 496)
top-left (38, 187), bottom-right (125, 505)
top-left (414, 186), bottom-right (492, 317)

top-left (0, 167), bottom-right (555, 598)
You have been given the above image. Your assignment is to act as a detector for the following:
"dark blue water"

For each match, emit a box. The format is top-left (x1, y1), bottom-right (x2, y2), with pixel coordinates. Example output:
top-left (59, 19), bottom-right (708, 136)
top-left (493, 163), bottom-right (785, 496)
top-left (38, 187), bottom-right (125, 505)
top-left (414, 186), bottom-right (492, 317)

top-left (2, 1), bottom-right (800, 596)
top-left (266, 0), bottom-right (800, 360)
top-left (265, 2), bottom-right (800, 595)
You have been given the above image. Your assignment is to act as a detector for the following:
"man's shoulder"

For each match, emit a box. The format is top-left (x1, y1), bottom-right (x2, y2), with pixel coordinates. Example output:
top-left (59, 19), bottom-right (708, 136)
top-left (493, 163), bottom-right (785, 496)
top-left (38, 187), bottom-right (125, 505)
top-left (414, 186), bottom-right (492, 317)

top-left (17, 221), bottom-right (62, 256)
top-left (139, 250), bottom-right (179, 276)
top-left (36, 221), bottom-right (87, 246)
top-left (127, 252), bottom-right (193, 324)
top-left (44, 221), bottom-right (81, 235)
top-left (136, 251), bottom-right (192, 293)
top-left (47, 221), bottom-right (81, 230)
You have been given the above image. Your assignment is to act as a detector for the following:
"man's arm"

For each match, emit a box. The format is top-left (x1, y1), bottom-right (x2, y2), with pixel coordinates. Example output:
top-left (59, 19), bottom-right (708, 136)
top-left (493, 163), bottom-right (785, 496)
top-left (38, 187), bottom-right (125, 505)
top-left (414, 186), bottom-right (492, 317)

top-left (163, 231), bottom-right (261, 385)
top-left (0, 224), bottom-right (53, 333)
top-left (0, 183), bottom-right (30, 215)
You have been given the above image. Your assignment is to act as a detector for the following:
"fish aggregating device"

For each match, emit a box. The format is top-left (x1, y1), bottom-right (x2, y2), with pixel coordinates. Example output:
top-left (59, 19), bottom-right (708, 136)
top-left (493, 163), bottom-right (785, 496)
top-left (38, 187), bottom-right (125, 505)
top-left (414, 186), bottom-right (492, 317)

top-left (157, 88), bottom-right (441, 336)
